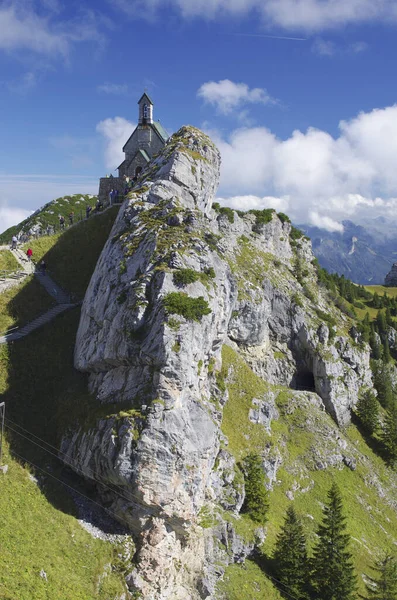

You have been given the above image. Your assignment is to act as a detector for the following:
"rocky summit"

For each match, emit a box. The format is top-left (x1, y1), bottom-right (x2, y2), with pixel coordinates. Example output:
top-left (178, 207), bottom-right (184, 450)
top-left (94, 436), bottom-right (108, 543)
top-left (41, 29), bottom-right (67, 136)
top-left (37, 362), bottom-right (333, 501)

top-left (385, 261), bottom-right (397, 286)
top-left (57, 126), bottom-right (383, 599)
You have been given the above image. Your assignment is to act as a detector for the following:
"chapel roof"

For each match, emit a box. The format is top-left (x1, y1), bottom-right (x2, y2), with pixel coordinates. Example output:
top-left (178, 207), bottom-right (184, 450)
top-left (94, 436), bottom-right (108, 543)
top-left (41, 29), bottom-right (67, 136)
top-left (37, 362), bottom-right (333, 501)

top-left (152, 121), bottom-right (169, 142)
top-left (137, 92), bottom-right (154, 105)
top-left (117, 148), bottom-right (151, 170)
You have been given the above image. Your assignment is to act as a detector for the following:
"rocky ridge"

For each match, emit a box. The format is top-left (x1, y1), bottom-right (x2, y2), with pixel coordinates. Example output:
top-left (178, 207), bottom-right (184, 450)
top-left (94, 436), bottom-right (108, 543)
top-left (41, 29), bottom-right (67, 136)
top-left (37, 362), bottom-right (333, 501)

top-left (60, 126), bottom-right (376, 599)
top-left (385, 261), bottom-right (397, 286)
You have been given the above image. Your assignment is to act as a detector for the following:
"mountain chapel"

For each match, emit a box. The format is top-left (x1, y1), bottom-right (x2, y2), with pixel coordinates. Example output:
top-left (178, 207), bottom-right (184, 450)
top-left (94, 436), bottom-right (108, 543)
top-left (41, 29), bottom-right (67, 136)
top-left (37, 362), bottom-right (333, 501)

top-left (98, 93), bottom-right (169, 200)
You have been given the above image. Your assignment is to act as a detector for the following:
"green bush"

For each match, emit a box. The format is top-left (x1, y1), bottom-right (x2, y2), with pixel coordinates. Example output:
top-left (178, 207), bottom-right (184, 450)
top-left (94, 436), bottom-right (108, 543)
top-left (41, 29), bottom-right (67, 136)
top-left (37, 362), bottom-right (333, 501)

top-left (316, 309), bottom-right (336, 327)
top-left (292, 293), bottom-right (303, 308)
top-left (163, 292), bottom-right (211, 322)
top-left (117, 291), bottom-right (127, 304)
top-left (119, 259), bottom-right (127, 275)
top-left (303, 285), bottom-right (316, 303)
top-left (205, 232), bottom-right (221, 251)
top-left (173, 268), bottom-right (200, 286)
top-left (219, 206), bottom-right (235, 224)
top-left (242, 454), bottom-right (269, 524)
top-left (249, 209), bottom-right (275, 231)
top-left (204, 267), bottom-right (216, 279)
top-left (277, 212), bottom-right (291, 224)
top-left (212, 202), bottom-right (221, 212)
top-left (289, 226), bottom-right (304, 241)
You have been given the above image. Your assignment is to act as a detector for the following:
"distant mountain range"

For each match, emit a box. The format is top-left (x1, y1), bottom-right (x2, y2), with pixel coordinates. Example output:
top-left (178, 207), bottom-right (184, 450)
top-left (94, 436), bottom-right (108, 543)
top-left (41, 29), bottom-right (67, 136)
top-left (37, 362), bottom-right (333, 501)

top-left (299, 218), bottom-right (397, 285)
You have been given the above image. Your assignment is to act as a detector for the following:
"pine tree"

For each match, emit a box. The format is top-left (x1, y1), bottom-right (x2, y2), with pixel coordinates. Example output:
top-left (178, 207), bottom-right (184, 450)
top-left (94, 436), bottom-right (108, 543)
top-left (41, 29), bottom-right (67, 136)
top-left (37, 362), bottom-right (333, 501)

top-left (373, 292), bottom-right (381, 309)
top-left (366, 554), bottom-right (397, 599)
top-left (273, 505), bottom-right (310, 599)
top-left (386, 307), bottom-right (393, 327)
top-left (377, 311), bottom-right (387, 336)
top-left (242, 454), bottom-right (269, 524)
top-left (382, 401), bottom-right (397, 464)
top-left (355, 391), bottom-right (379, 435)
top-left (372, 362), bottom-right (394, 410)
top-left (383, 338), bottom-right (391, 364)
top-left (358, 313), bottom-right (371, 344)
top-left (370, 326), bottom-right (382, 360)
top-left (311, 482), bottom-right (356, 600)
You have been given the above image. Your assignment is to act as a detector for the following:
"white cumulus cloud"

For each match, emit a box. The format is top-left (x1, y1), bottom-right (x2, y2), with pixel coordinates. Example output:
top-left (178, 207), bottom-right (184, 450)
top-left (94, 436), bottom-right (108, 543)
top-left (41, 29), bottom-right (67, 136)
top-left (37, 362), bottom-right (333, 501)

top-left (0, 206), bottom-right (32, 234)
top-left (217, 194), bottom-right (290, 213)
top-left (209, 103), bottom-right (397, 227)
top-left (309, 211), bottom-right (344, 232)
top-left (96, 117), bottom-right (136, 170)
top-left (198, 79), bottom-right (276, 115)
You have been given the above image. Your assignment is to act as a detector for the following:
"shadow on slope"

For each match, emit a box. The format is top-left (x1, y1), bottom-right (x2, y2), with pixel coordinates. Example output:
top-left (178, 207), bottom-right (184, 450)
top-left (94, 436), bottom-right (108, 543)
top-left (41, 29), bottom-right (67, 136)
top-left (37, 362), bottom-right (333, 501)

top-left (0, 276), bottom-right (55, 336)
top-left (21, 205), bottom-right (120, 300)
top-left (0, 310), bottom-right (129, 599)
top-left (0, 203), bottom-right (130, 598)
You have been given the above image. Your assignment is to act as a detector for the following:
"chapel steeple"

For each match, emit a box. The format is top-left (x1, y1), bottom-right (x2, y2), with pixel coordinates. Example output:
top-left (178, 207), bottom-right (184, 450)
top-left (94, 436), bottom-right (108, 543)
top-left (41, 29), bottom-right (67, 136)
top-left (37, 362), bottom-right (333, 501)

top-left (138, 92), bottom-right (153, 125)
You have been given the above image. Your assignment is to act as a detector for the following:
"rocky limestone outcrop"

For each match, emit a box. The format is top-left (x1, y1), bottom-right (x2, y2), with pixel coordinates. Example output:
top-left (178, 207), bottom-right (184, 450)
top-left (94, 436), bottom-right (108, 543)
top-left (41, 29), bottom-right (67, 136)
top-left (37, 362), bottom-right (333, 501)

top-left (385, 262), bottom-right (397, 287)
top-left (61, 126), bottom-right (373, 598)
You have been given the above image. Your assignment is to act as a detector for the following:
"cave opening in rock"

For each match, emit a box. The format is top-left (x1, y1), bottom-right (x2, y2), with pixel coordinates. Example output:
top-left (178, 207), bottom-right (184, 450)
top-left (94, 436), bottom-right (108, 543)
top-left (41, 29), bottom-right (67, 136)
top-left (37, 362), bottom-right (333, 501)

top-left (293, 370), bottom-right (316, 392)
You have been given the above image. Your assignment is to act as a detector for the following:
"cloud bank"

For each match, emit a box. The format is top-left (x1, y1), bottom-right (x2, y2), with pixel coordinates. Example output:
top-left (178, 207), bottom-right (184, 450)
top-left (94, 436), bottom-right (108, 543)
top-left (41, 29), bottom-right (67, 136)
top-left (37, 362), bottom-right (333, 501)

top-left (112, 0), bottom-right (397, 31)
top-left (205, 103), bottom-right (397, 230)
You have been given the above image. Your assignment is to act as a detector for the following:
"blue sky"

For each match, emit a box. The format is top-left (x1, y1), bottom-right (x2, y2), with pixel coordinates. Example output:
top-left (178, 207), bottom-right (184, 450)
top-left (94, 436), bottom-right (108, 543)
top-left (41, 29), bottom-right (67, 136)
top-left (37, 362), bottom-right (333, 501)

top-left (1, 0), bottom-right (397, 233)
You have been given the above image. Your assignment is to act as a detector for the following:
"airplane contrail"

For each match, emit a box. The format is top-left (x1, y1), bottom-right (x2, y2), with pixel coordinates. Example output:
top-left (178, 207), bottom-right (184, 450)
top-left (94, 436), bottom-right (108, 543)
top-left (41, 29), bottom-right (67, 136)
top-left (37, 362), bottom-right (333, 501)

top-left (226, 33), bottom-right (307, 41)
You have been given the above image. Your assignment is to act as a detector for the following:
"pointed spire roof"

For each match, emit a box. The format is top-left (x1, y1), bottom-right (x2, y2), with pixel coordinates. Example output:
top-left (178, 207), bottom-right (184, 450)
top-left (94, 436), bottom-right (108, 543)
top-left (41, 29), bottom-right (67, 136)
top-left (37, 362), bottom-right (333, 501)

top-left (138, 92), bottom-right (154, 105)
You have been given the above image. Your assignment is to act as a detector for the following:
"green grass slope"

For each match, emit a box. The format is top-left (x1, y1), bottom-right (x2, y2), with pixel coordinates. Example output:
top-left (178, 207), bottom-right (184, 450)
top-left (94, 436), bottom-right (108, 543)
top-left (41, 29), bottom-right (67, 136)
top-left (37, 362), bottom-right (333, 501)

top-left (0, 441), bottom-right (126, 600)
top-left (21, 205), bottom-right (119, 300)
top-left (0, 277), bottom-right (55, 336)
top-left (0, 251), bottom-right (19, 273)
top-left (0, 203), bottom-right (127, 599)
top-left (0, 195), bottom-right (96, 244)
top-left (216, 345), bottom-right (397, 599)
top-left (0, 306), bottom-right (132, 599)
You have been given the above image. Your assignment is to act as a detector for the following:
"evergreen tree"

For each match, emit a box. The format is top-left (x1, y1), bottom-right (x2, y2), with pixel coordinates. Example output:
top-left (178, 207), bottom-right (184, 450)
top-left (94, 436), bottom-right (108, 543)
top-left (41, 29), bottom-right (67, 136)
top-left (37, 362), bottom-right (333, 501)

top-left (372, 362), bottom-right (394, 410)
top-left (377, 311), bottom-right (387, 336)
top-left (382, 401), bottom-right (397, 464)
top-left (273, 505), bottom-right (310, 599)
top-left (366, 554), bottom-right (397, 599)
top-left (386, 307), bottom-right (393, 327)
top-left (383, 338), bottom-right (391, 364)
top-left (242, 454), bottom-right (269, 524)
top-left (355, 391), bottom-right (379, 435)
top-left (311, 482), bottom-right (356, 600)
top-left (358, 312), bottom-right (371, 344)
top-left (371, 333), bottom-right (382, 360)
top-left (373, 292), bottom-right (381, 309)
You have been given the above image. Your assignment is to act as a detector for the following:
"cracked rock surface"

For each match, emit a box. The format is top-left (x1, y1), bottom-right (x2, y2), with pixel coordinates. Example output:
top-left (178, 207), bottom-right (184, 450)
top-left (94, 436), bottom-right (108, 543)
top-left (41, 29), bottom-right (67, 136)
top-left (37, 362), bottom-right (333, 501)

top-left (61, 126), bottom-right (375, 599)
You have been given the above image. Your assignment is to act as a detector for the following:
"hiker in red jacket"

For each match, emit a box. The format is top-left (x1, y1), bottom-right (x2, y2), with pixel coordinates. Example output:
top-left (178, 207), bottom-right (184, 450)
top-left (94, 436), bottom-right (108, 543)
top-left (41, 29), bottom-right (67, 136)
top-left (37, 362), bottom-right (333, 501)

top-left (26, 248), bottom-right (33, 262)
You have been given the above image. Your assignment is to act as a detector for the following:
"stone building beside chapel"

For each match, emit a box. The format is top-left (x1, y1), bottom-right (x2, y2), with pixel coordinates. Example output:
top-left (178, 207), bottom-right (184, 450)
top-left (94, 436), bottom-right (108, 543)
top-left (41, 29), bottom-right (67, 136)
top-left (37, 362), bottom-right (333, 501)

top-left (98, 93), bottom-right (169, 201)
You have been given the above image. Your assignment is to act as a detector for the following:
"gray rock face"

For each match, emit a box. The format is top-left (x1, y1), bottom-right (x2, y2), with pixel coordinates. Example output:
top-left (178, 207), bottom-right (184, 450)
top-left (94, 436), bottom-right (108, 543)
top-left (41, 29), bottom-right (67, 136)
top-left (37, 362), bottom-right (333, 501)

top-left (385, 262), bottom-right (397, 286)
top-left (62, 126), bottom-right (374, 598)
